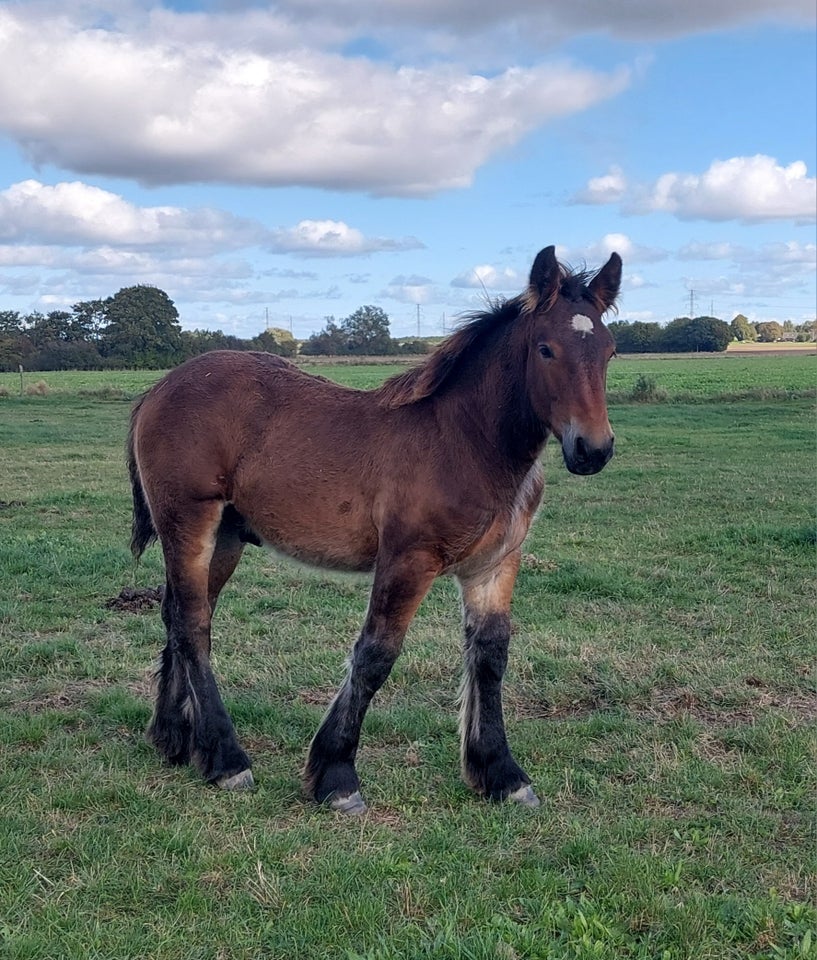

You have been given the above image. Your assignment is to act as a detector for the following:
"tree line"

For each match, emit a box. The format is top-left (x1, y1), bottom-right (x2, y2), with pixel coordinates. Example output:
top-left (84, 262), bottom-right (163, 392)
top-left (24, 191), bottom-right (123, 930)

top-left (609, 314), bottom-right (815, 354)
top-left (0, 286), bottom-right (431, 372)
top-left (2, 283), bottom-right (813, 372)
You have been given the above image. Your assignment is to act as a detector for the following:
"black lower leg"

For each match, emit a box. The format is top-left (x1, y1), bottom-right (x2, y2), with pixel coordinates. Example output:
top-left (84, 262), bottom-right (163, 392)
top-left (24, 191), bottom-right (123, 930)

top-left (305, 637), bottom-right (398, 803)
top-left (148, 636), bottom-right (250, 782)
top-left (461, 612), bottom-right (529, 800)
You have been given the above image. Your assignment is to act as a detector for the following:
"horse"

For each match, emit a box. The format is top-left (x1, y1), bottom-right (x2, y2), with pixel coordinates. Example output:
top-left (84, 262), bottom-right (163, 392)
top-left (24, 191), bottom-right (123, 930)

top-left (127, 244), bottom-right (621, 814)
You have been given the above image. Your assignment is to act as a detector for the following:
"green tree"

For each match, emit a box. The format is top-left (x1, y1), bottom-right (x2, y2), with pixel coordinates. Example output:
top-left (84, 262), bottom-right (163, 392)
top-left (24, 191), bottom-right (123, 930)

top-left (730, 314), bottom-right (756, 342)
top-left (0, 310), bottom-right (31, 371)
top-left (608, 320), bottom-right (662, 353)
top-left (102, 285), bottom-right (183, 368)
top-left (71, 299), bottom-right (108, 343)
top-left (26, 311), bottom-right (74, 348)
top-left (795, 320), bottom-right (816, 342)
top-left (660, 316), bottom-right (730, 352)
top-left (343, 305), bottom-right (393, 355)
top-left (252, 326), bottom-right (297, 357)
top-left (756, 321), bottom-right (783, 343)
top-left (301, 317), bottom-right (346, 356)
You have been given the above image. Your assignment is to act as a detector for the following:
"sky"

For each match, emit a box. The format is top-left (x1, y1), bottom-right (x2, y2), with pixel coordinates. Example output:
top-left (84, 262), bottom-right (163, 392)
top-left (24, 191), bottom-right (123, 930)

top-left (0, 0), bottom-right (814, 341)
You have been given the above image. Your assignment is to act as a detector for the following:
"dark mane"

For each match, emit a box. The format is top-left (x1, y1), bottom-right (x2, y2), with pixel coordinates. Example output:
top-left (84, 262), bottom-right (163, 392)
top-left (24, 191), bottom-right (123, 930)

top-left (377, 260), bottom-right (600, 409)
top-left (376, 297), bottom-right (521, 409)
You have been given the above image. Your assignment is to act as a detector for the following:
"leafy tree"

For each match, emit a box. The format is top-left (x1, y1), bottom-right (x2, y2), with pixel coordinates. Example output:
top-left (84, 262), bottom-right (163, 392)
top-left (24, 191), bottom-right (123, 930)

top-left (29, 339), bottom-right (103, 371)
top-left (301, 317), bottom-right (346, 356)
top-left (181, 329), bottom-right (250, 357)
top-left (0, 310), bottom-right (31, 371)
top-left (608, 320), bottom-right (662, 353)
top-left (0, 310), bottom-right (22, 335)
top-left (730, 314), bottom-right (757, 342)
top-left (660, 316), bottom-right (730, 352)
top-left (26, 311), bottom-right (74, 348)
top-left (252, 327), bottom-right (297, 357)
top-left (71, 299), bottom-right (108, 343)
top-left (795, 320), bottom-right (816, 342)
top-left (102, 285), bottom-right (183, 368)
top-left (302, 307), bottom-right (394, 356)
top-left (343, 305), bottom-right (393, 355)
top-left (756, 321), bottom-right (783, 343)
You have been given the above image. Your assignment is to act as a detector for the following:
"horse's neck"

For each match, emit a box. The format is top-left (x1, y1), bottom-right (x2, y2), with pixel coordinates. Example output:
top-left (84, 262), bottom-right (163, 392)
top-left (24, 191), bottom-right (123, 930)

top-left (445, 341), bottom-right (548, 473)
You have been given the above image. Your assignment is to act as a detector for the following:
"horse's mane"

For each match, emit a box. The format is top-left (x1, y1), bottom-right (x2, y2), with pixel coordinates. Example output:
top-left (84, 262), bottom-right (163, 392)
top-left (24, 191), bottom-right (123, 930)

top-left (376, 261), bottom-right (598, 409)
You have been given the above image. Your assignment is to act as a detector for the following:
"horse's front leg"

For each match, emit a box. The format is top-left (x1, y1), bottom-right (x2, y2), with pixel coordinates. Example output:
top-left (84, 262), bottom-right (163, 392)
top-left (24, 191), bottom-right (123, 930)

top-left (303, 550), bottom-right (439, 814)
top-left (457, 551), bottom-right (540, 807)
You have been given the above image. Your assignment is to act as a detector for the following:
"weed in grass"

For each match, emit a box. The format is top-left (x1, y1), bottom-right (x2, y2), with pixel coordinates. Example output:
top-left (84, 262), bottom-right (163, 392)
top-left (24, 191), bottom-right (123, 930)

top-left (628, 374), bottom-right (668, 403)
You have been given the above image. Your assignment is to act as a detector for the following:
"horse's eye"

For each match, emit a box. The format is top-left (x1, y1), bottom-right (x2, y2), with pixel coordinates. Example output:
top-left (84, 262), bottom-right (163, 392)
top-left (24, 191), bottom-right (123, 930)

top-left (538, 344), bottom-right (554, 359)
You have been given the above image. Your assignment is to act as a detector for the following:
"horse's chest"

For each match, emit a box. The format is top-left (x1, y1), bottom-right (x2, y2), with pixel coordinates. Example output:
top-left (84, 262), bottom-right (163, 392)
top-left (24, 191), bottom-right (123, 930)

top-left (448, 464), bottom-right (544, 576)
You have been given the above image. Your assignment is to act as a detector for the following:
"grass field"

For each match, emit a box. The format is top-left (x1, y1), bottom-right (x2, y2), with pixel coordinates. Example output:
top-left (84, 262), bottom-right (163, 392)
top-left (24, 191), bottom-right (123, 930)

top-left (0, 357), bottom-right (815, 959)
top-left (0, 349), bottom-right (815, 401)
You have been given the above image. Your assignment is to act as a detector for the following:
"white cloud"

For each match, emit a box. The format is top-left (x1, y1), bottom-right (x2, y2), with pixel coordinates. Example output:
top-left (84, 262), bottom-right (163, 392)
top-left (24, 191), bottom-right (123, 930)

top-left (637, 156), bottom-right (816, 223)
top-left (577, 233), bottom-right (667, 264)
top-left (0, 179), bottom-right (265, 252)
top-left (0, 8), bottom-right (631, 196)
top-left (572, 166), bottom-right (628, 205)
top-left (384, 274), bottom-right (435, 304)
top-left (228, 0), bottom-right (815, 44)
top-left (576, 156), bottom-right (816, 224)
top-left (451, 264), bottom-right (523, 290)
top-left (268, 220), bottom-right (421, 256)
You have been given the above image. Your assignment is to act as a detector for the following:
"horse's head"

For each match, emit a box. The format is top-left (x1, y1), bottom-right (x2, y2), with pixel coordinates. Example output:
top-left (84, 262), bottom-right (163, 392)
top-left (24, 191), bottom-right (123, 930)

top-left (523, 246), bottom-right (621, 475)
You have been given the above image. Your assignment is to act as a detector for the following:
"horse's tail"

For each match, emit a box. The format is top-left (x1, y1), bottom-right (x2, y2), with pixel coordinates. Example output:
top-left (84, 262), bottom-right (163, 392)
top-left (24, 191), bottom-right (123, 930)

top-left (127, 396), bottom-right (157, 560)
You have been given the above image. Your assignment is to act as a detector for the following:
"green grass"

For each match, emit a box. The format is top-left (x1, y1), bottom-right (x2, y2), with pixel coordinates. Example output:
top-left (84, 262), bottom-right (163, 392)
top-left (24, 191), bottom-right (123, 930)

top-left (0, 361), bottom-right (815, 960)
top-left (1, 350), bottom-right (814, 403)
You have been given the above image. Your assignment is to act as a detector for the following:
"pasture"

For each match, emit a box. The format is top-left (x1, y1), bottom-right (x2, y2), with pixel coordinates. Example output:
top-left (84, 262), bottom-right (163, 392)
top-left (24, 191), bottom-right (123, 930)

top-left (0, 356), bottom-right (815, 960)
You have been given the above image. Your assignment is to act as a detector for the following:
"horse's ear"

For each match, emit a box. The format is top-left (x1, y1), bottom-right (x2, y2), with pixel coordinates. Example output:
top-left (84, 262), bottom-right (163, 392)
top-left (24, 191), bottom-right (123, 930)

top-left (587, 252), bottom-right (622, 312)
top-left (528, 246), bottom-right (560, 307)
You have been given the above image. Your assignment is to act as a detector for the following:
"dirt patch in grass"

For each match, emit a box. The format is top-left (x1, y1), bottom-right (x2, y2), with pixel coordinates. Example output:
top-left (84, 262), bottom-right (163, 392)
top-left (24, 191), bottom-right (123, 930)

top-left (105, 585), bottom-right (164, 612)
top-left (0, 499), bottom-right (26, 509)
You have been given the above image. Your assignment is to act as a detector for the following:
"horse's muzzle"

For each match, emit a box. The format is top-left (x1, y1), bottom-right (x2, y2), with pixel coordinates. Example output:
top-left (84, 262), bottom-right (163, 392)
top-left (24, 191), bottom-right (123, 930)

top-left (562, 433), bottom-right (615, 475)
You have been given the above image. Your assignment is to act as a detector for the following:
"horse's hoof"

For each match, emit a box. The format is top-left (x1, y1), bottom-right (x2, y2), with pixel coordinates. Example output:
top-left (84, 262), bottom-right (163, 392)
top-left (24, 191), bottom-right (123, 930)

top-left (218, 769), bottom-right (255, 791)
top-left (507, 784), bottom-right (540, 808)
top-left (330, 791), bottom-right (367, 815)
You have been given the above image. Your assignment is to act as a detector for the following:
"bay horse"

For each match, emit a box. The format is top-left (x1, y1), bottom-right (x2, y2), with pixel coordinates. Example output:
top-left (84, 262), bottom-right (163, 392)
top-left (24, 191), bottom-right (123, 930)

top-left (127, 245), bottom-right (621, 813)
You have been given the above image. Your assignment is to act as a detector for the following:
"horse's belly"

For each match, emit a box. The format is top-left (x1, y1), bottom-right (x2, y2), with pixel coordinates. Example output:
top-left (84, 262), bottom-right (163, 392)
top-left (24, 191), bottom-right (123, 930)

top-left (234, 491), bottom-right (379, 574)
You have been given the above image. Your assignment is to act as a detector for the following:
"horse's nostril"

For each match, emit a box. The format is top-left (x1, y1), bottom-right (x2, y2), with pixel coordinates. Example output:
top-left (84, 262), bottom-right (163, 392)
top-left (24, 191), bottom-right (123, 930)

top-left (575, 436), bottom-right (589, 460)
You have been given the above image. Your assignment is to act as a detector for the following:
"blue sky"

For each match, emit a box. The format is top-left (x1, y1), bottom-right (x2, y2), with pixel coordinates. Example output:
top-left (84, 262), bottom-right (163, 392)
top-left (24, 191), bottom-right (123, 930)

top-left (0, 0), bottom-right (814, 340)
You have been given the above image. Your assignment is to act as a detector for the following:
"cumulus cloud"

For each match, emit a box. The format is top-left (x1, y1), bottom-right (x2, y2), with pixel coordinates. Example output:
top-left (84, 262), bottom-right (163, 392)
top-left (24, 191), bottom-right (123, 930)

top-left (575, 233), bottom-right (667, 264)
top-left (571, 166), bottom-right (628, 205)
top-left (0, 180), bottom-right (265, 252)
top-left (678, 240), bottom-right (816, 289)
top-left (0, 7), bottom-right (631, 196)
top-left (0, 179), bottom-right (416, 264)
top-left (575, 156), bottom-right (816, 223)
top-left (384, 274), bottom-right (435, 304)
top-left (268, 220), bottom-right (421, 256)
top-left (223, 0), bottom-right (815, 45)
top-left (451, 264), bottom-right (524, 290)
top-left (640, 156), bottom-right (816, 223)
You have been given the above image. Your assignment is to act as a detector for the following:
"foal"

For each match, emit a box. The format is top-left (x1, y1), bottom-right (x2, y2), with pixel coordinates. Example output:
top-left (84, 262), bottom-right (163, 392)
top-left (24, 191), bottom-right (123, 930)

top-left (128, 244), bottom-right (621, 812)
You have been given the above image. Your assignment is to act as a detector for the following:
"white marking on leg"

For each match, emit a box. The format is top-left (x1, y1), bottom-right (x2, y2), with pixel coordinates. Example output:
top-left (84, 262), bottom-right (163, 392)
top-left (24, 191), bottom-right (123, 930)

top-left (218, 769), bottom-right (255, 791)
top-left (507, 784), bottom-right (541, 808)
top-left (330, 791), bottom-right (367, 815)
top-left (571, 314), bottom-right (594, 338)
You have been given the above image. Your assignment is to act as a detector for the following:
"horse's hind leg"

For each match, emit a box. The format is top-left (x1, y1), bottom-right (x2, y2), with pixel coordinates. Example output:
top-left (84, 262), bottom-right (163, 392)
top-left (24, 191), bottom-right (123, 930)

top-left (457, 551), bottom-right (539, 807)
top-left (148, 500), bottom-right (252, 789)
top-left (303, 549), bottom-right (439, 814)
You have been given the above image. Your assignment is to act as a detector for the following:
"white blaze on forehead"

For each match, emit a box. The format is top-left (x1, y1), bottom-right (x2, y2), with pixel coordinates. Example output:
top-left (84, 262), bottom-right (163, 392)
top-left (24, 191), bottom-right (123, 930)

top-left (571, 313), bottom-right (595, 337)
